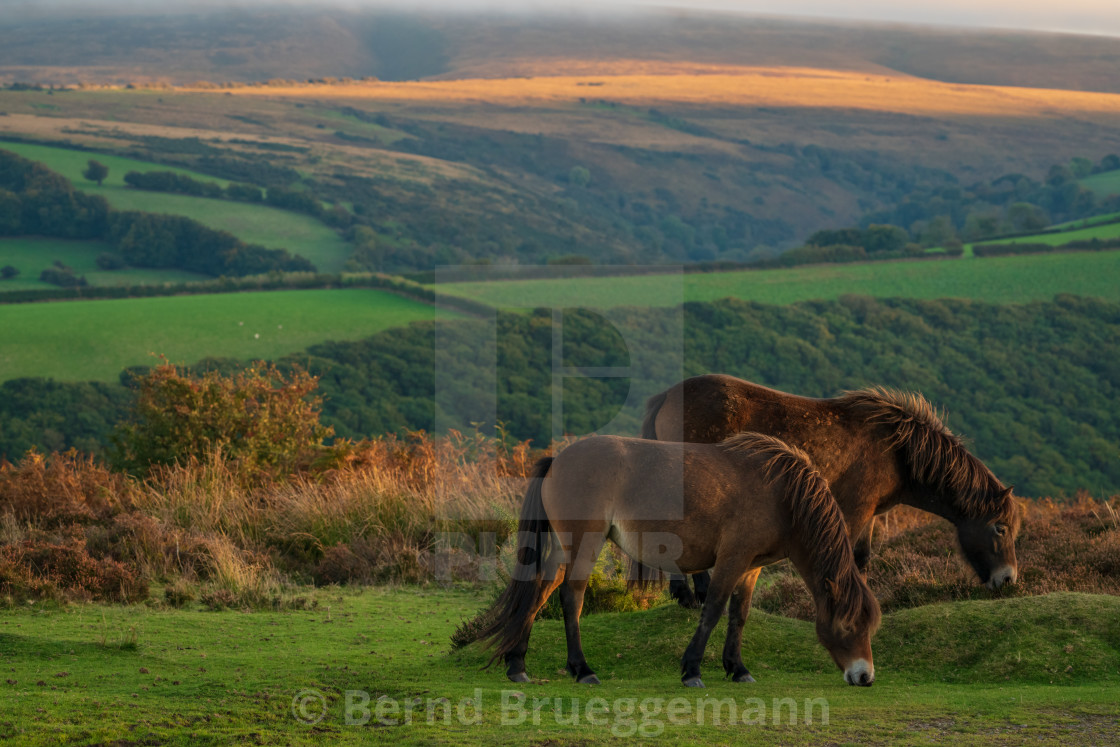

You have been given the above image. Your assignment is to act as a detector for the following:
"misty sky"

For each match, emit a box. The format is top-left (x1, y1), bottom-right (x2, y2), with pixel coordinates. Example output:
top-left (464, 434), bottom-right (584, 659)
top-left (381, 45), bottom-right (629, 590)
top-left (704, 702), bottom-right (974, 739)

top-left (2, 0), bottom-right (1120, 38)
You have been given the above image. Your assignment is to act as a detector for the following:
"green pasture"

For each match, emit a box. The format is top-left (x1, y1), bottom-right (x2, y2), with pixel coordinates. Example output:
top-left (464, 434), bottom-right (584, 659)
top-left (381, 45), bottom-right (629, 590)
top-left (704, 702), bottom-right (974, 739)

top-left (1049, 211), bottom-right (1120, 230)
top-left (1, 589), bottom-right (1116, 745)
top-left (0, 288), bottom-right (439, 383)
top-left (0, 141), bottom-right (233, 190)
top-left (0, 141), bottom-right (352, 273)
top-left (0, 237), bottom-right (209, 290)
top-left (1080, 170), bottom-right (1120, 198)
top-left (971, 218), bottom-right (1120, 248)
top-left (436, 250), bottom-right (1120, 310)
top-left (314, 107), bottom-right (413, 145)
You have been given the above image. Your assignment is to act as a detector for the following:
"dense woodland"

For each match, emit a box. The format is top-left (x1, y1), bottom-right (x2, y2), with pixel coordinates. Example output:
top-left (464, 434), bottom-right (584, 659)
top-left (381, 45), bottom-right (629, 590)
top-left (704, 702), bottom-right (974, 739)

top-left (3, 295), bottom-right (1117, 498)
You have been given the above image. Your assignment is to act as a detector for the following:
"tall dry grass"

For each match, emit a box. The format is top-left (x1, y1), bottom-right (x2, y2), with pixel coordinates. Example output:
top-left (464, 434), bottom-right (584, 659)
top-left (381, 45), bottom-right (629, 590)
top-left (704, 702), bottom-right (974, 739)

top-left (0, 433), bottom-right (541, 607)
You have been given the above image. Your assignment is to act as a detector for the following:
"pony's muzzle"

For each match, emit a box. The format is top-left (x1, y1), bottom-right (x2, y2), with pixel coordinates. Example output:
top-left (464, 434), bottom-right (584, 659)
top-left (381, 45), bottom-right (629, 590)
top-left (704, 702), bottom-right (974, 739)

top-left (844, 659), bottom-right (874, 687)
top-left (987, 565), bottom-right (1017, 590)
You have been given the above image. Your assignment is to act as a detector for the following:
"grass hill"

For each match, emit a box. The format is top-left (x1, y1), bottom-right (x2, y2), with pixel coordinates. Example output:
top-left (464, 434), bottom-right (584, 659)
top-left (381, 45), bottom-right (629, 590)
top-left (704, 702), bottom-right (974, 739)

top-left (436, 250), bottom-right (1120, 309)
top-left (0, 288), bottom-right (441, 383)
top-left (0, 237), bottom-right (209, 290)
top-left (4, 13), bottom-right (1120, 269)
top-left (5, 9), bottom-right (1120, 93)
top-left (2, 588), bottom-right (1117, 744)
top-left (0, 141), bottom-right (352, 273)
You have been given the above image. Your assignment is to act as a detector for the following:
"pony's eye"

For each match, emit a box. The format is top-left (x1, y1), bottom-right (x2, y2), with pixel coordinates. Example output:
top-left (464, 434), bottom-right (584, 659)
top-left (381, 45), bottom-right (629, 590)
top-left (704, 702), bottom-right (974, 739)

top-left (993, 524), bottom-right (1007, 536)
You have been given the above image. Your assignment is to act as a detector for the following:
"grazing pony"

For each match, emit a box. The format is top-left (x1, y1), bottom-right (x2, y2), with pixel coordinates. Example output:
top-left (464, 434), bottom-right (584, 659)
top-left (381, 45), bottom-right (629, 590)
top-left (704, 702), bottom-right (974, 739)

top-left (643, 375), bottom-right (1022, 607)
top-left (477, 432), bottom-right (881, 688)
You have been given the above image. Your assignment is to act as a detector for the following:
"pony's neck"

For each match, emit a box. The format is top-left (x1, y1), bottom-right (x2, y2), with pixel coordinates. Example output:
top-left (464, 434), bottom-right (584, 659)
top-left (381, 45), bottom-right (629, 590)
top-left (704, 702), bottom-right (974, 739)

top-left (897, 481), bottom-right (962, 523)
top-left (786, 541), bottom-right (856, 618)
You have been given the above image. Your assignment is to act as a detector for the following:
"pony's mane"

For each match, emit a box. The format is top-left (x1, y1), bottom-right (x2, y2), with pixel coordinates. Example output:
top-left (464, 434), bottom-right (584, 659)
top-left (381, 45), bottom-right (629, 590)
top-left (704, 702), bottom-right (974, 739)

top-left (836, 387), bottom-right (1014, 522)
top-left (721, 432), bottom-right (880, 635)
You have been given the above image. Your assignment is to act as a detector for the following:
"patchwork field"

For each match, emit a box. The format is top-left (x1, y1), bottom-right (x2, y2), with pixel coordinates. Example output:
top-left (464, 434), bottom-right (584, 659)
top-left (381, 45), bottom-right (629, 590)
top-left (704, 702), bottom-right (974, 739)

top-left (1050, 211), bottom-right (1120, 230)
top-left (972, 219), bottom-right (1120, 248)
top-left (0, 141), bottom-right (352, 273)
top-left (435, 251), bottom-right (1120, 310)
top-left (0, 237), bottom-right (209, 290)
top-left (1081, 170), bottom-right (1120, 198)
top-left (0, 288), bottom-right (440, 382)
top-left (1, 588), bottom-right (1117, 745)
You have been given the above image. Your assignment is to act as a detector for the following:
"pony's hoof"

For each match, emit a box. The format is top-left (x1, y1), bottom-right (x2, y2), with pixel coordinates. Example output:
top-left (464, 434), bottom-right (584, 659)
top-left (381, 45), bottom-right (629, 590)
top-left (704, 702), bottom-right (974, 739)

top-left (733, 671), bottom-right (756, 683)
top-left (577, 674), bottom-right (601, 685)
top-left (507, 672), bottom-right (530, 683)
top-left (682, 677), bottom-right (705, 688)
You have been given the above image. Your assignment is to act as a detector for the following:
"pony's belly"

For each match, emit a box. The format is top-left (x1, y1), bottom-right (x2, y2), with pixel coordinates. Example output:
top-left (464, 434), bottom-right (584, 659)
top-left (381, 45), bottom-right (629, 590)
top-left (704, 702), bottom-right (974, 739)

top-left (609, 524), bottom-right (716, 575)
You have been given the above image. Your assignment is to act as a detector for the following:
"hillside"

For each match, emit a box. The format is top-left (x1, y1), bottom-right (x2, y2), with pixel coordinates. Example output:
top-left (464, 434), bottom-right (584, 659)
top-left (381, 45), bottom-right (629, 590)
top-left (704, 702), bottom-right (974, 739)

top-left (5, 10), bottom-right (1120, 93)
top-left (3, 10), bottom-right (1120, 269)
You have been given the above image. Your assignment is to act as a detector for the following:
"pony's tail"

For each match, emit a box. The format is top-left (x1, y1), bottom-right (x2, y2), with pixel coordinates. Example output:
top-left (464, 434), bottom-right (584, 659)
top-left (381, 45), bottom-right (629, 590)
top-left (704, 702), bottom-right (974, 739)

top-left (477, 456), bottom-right (555, 665)
top-left (641, 388), bottom-right (669, 440)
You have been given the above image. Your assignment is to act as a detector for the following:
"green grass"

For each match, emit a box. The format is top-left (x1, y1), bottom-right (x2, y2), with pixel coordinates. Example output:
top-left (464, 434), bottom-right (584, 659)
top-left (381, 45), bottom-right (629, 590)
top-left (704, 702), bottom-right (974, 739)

top-left (0, 140), bottom-right (233, 190)
top-left (97, 190), bottom-right (352, 273)
top-left (1080, 170), bottom-right (1120, 198)
top-left (1, 589), bottom-right (1116, 745)
top-left (971, 219), bottom-right (1120, 248)
top-left (1049, 211), bottom-right (1120, 230)
top-left (0, 141), bottom-right (352, 273)
top-left (436, 251), bottom-right (1120, 310)
top-left (0, 237), bottom-right (209, 290)
top-left (314, 107), bottom-right (413, 145)
top-left (0, 288), bottom-right (440, 383)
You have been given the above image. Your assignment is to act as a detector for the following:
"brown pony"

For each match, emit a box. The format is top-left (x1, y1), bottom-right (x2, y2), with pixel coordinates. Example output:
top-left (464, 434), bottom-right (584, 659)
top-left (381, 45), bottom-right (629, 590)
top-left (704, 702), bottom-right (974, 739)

top-left (476, 432), bottom-right (881, 688)
top-left (644, 375), bottom-right (1022, 606)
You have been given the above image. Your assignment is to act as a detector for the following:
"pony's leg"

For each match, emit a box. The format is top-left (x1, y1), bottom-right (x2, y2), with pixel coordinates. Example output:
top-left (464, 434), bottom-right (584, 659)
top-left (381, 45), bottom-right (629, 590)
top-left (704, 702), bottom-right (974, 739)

top-left (558, 527), bottom-right (607, 685)
top-left (558, 579), bottom-right (599, 684)
top-left (669, 573), bottom-right (699, 608)
top-left (853, 519), bottom-right (875, 573)
top-left (504, 560), bottom-right (565, 683)
top-left (721, 567), bottom-right (762, 683)
top-left (679, 568), bottom-right (740, 687)
top-left (692, 570), bottom-right (711, 606)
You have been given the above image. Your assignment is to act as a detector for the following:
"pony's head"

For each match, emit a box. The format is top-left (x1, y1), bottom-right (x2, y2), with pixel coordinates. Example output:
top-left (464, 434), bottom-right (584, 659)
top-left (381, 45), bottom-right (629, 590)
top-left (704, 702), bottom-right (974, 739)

top-left (724, 431), bottom-right (883, 686)
top-left (839, 387), bottom-right (1023, 589)
top-left (816, 573), bottom-right (882, 687)
top-left (954, 487), bottom-right (1022, 589)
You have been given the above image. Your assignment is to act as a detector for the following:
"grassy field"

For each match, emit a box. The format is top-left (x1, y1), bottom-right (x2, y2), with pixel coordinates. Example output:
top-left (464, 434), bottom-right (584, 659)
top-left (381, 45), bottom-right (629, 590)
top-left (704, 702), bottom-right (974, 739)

top-left (436, 251), bottom-right (1120, 310)
top-left (0, 141), bottom-right (352, 273)
top-left (1080, 170), bottom-right (1120, 198)
top-left (0, 237), bottom-right (209, 290)
top-left (0, 288), bottom-right (440, 383)
top-left (972, 219), bottom-right (1120, 248)
top-left (1, 588), bottom-right (1116, 745)
top-left (1049, 211), bottom-right (1120, 230)
top-left (0, 140), bottom-right (233, 189)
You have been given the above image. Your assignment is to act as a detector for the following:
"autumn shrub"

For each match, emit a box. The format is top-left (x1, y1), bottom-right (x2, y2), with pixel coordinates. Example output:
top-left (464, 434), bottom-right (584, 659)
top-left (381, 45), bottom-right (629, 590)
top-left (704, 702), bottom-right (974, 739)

top-left (0, 450), bottom-right (132, 527)
top-left (112, 361), bottom-right (332, 480)
top-left (0, 538), bottom-right (148, 603)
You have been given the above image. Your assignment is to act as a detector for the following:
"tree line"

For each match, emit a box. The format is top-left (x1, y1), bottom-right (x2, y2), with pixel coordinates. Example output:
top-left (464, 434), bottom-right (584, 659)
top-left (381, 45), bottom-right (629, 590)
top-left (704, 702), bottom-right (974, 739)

top-left (3, 295), bottom-right (1117, 498)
